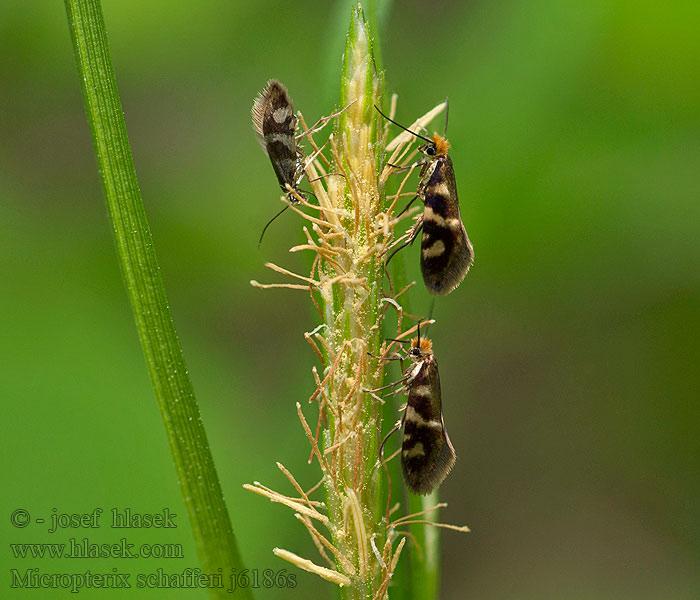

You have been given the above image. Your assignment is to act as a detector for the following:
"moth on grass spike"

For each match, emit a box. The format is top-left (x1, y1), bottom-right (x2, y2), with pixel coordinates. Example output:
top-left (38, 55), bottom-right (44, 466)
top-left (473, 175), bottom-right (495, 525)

top-left (377, 103), bottom-right (474, 295)
top-left (252, 79), bottom-right (307, 243)
top-left (380, 325), bottom-right (456, 495)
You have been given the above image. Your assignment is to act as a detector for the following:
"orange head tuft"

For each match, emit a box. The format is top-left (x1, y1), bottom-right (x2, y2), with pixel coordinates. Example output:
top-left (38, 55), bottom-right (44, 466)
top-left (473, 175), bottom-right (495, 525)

top-left (410, 337), bottom-right (433, 355)
top-left (432, 133), bottom-right (450, 156)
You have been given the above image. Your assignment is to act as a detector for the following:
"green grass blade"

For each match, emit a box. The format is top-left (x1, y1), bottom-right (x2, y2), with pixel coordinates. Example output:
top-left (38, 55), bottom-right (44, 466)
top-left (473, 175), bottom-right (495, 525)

top-left (407, 492), bottom-right (441, 599)
top-left (64, 2), bottom-right (250, 598)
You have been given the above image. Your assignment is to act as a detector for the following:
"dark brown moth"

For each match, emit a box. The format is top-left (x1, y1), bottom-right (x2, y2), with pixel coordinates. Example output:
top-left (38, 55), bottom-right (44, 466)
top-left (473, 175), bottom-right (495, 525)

top-left (378, 327), bottom-right (456, 495)
top-left (377, 105), bottom-right (474, 295)
top-left (400, 334), bottom-right (456, 494)
top-left (252, 79), bottom-right (307, 243)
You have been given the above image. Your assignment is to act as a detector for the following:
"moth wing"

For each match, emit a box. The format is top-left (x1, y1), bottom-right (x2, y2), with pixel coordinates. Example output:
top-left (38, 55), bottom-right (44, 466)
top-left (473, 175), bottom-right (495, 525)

top-left (251, 82), bottom-right (271, 136)
top-left (420, 157), bottom-right (474, 295)
top-left (401, 357), bottom-right (456, 495)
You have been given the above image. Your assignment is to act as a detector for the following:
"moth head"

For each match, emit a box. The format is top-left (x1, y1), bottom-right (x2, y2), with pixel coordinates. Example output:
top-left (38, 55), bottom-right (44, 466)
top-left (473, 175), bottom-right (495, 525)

top-left (421, 133), bottom-right (450, 158)
top-left (284, 184), bottom-right (307, 205)
top-left (409, 337), bottom-right (433, 359)
top-left (418, 141), bottom-right (437, 157)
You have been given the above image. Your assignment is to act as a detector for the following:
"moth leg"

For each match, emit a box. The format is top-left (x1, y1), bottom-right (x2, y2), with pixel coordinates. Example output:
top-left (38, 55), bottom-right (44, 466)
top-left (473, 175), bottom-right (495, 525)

top-left (363, 373), bottom-right (410, 394)
top-left (385, 216), bottom-right (424, 266)
top-left (386, 158), bottom-right (427, 172)
top-left (383, 337), bottom-right (410, 345)
top-left (379, 419), bottom-right (403, 463)
top-left (295, 100), bottom-right (357, 139)
top-left (367, 351), bottom-right (403, 362)
top-left (307, 172), bottom-right (346, 183)
top-left (394, 194), bottom-right (420, 220)
top-left (379, 416), bottom-right (406, 524)
top-left (296, 140), bottom-right (328, 186)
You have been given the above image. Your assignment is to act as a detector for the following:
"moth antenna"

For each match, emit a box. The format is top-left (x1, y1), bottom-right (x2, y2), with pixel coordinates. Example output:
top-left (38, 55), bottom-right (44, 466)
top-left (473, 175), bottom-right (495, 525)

top-left (374, 105), bottom-right (434, 145)
top-left (386, 160), bottom-right (427, 173)
top-left (258, 204), bottom-right (290, 248)
top-left (443, 97), bottom-right (450, 138)
top-left (425, 299), bottom-right (436, 337)
top-left (300, 138), bottom-right (329, 175)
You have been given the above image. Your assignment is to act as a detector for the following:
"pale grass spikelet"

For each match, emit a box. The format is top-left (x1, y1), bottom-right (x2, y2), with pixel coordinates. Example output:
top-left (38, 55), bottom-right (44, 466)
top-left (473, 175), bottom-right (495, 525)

top-left (246, 4), bottom-right (469, 598)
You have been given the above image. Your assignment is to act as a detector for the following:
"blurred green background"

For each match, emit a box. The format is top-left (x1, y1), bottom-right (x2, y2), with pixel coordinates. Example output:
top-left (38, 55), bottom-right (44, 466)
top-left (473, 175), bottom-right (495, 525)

top-left (2, 1), bottom-right (698, 598)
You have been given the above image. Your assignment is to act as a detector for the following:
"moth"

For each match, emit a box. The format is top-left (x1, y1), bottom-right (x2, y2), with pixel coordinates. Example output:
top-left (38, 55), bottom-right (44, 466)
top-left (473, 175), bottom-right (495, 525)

top-left (380, 328), bottom-right (456, 495)
top-left (252, 79), bottom-right (307, 242)
top-left (377, 104), bottom-right (474, 295)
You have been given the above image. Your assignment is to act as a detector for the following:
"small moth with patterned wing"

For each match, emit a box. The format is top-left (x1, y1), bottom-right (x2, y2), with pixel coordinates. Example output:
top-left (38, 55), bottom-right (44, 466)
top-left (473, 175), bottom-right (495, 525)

top-left (378, 105), bottom-right (474, 295)
top-left (252, 79), bottom-right (307, 242)
top-left (400, 333), bottom-right (456, 494)
top-left (379, 327), bottom-right (456, 495)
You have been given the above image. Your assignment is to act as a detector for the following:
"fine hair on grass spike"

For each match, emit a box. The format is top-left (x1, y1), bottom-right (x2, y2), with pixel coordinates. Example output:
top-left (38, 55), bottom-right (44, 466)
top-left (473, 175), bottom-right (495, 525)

top-left (246, 6), bottom-right (470, 596)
